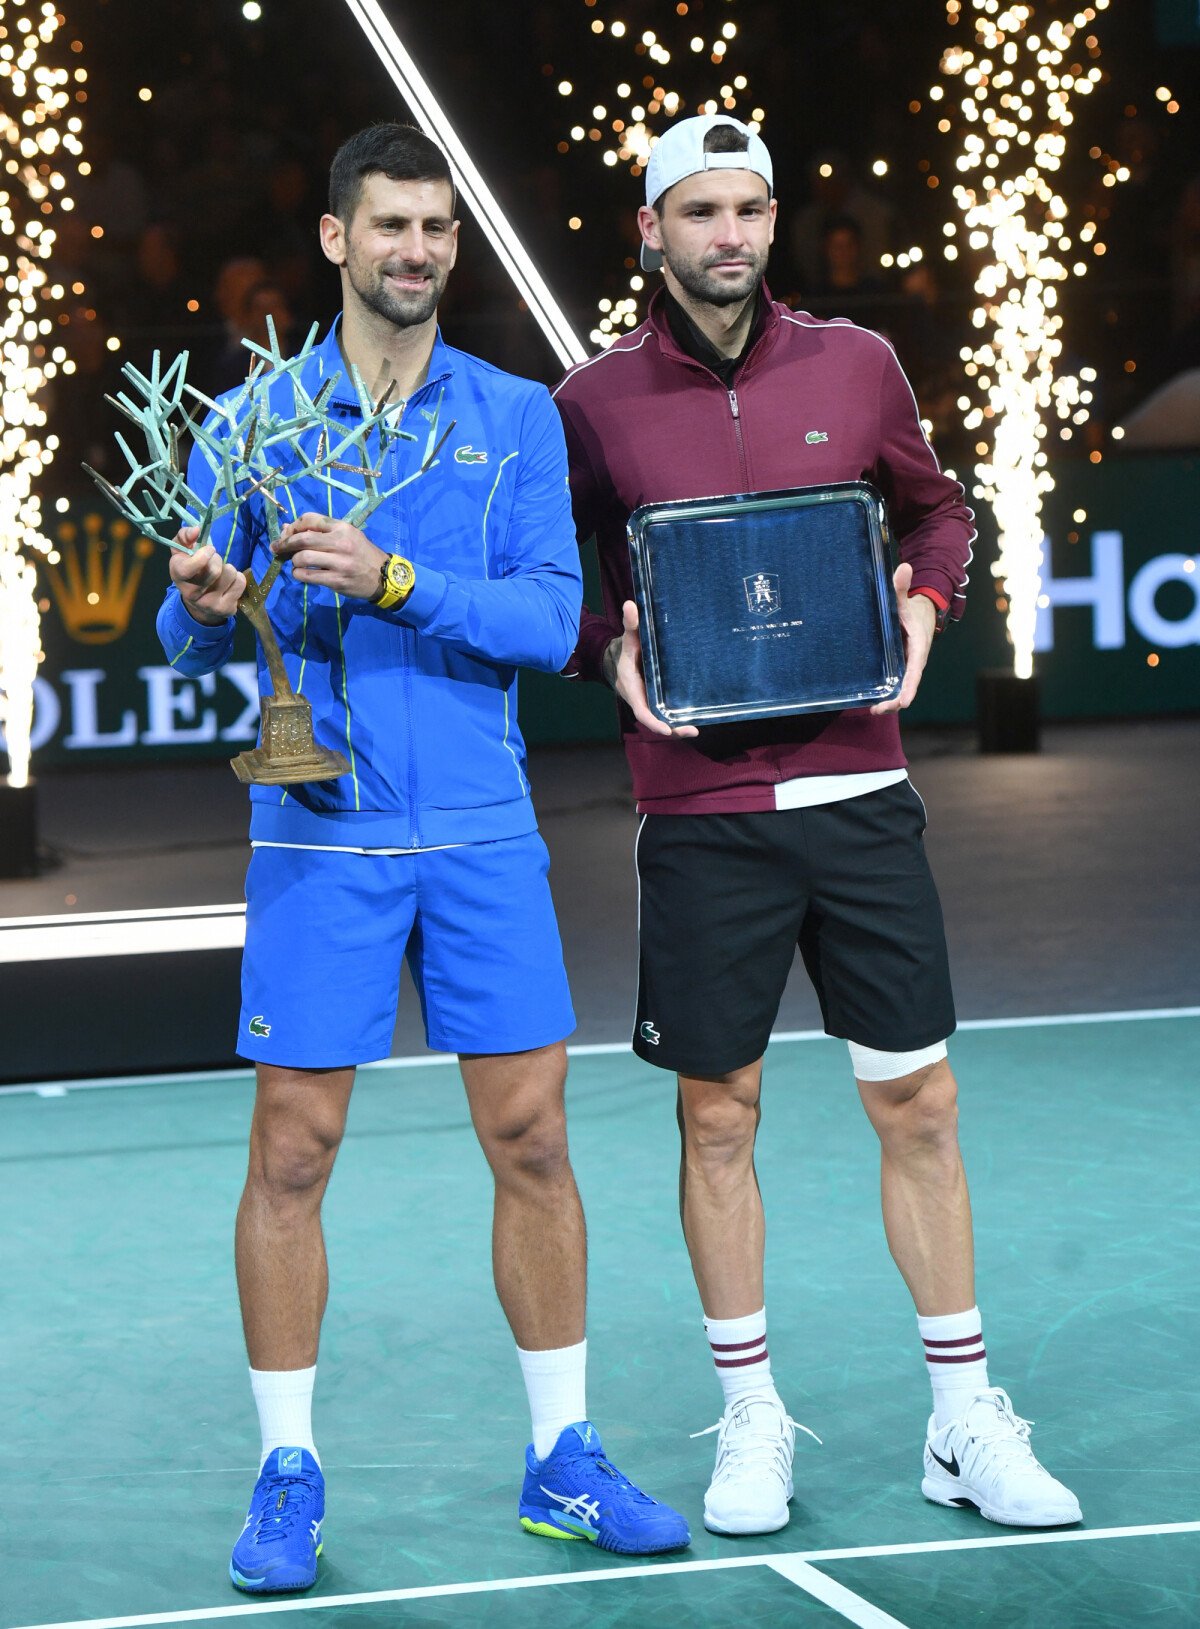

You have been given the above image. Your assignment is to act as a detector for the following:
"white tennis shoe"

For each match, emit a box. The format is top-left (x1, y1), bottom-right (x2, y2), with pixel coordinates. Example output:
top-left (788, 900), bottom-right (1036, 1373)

top-left (692, 1391), bottom-right (821, 1535)
top-left (922, 1388), bottom-right (1082, 1527)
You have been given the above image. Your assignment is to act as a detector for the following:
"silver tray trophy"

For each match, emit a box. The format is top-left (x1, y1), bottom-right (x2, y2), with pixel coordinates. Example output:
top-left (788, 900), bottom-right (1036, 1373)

top-left (627, 481), bottom-right (905, 728)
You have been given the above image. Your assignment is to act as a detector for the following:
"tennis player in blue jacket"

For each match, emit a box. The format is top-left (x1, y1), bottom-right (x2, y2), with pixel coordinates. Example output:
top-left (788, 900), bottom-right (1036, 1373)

top-left (158, 122), bottom-right (688, 1594)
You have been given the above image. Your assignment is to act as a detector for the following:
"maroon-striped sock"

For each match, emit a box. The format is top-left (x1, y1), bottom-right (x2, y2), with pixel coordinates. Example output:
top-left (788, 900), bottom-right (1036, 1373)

top-left (704, 1308), bottom-right (776, 1409)
top-left (918, 1307), bottom-right (990, 1428)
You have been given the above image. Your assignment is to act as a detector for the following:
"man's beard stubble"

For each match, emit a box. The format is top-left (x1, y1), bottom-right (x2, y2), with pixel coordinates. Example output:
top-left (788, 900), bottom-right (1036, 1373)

top-left (346, 250), bottom-right (446, 330)
top-left (663, 239), bottom-right (768, 309)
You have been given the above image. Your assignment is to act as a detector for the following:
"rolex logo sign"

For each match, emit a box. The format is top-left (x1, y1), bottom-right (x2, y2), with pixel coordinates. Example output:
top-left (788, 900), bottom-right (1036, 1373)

top-left (17, 500), bottom-right (259, 769)
top-left (46, 514), bottom-right (155, 644)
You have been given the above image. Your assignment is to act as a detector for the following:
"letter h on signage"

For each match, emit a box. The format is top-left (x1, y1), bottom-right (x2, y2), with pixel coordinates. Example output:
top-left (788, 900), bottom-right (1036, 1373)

top-left (1034, 532), bottom-right (1200, 652)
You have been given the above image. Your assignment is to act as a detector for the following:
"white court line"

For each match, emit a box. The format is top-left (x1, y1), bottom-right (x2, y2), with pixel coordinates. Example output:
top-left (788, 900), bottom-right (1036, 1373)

top-left (769, 1556), bottom-right (911, 1627)
top-left (10, 1522), bottom-right (1200, 1629)
top-left (2, 1007), bottom-right (1198, 1098)
top-left (0, 1055), bottom-right (454, 1099)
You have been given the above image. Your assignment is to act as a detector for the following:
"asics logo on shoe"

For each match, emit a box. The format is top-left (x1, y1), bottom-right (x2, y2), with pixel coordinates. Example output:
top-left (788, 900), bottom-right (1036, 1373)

top-left (928, 1444), bottom-right (960, 1477)
top-left (541, 1487), bottom-right (601, 1529)
top-left (276, 1449), bottom-right (301, 1472)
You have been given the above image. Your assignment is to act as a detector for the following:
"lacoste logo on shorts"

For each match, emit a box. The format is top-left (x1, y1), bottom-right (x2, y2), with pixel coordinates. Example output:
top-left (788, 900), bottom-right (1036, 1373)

top-left (454, 444), bottom-right (488, 464)
top-left (805, 429), bottom-right (829, 444)
top-left (248, 1015), bottom-right (271, 1038)
top-left (639, 1020), bottom-right (660, 1045)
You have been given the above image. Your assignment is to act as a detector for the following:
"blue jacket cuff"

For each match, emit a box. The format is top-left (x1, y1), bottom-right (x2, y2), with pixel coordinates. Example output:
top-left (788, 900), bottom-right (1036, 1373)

top-left (162, 595), bottom-right (234, 650)
top-left (395, 565), bottom-right (448, 627)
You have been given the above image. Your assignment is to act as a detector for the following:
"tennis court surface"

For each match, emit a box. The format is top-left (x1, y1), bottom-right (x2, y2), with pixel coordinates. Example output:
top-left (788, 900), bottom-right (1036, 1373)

top-left (4, 1011), bottom-right (1197, 1627)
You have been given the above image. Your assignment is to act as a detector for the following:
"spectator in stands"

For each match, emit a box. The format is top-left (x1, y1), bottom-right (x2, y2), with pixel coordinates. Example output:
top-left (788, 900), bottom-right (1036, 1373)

top-left (789, 150), bottom-right (894, 293)
top-left (203, 256), bottom-right (269, 392)
top-left (806, 214), bottom-right (886, 322)
top-left (209, 277), bottom-right (295, 394)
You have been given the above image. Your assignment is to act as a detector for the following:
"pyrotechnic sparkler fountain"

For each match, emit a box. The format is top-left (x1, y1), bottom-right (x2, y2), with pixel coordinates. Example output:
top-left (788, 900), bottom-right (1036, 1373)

top-left (930, 0), bottom-right (1118, 745)
top-left (551, 3), bottom-right (760, 345)
top-left (0, 0), bottom-right (80, 870)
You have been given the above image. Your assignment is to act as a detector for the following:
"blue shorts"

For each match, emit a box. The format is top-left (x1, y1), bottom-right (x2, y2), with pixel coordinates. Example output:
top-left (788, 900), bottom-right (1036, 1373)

top-left (238, 833), bottom-right (576, 1067)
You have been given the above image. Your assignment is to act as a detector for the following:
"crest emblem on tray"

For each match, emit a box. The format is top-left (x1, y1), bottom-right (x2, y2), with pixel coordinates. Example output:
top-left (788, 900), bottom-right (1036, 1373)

top-left (744, 571), bottom-right (782, 617)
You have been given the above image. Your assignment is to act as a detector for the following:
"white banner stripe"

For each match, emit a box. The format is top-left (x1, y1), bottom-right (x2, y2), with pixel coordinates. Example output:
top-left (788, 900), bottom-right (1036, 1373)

top-left (0, 905), bottom-right (246, 965)
top-left (339, 0), bottom-right (586, 368)
top-left (8, 1522), bottom-right (1200, 1629)
top-left (0, 918), bottom-right (246, 963)
top-left (1, 904), bottom-right (246, 927)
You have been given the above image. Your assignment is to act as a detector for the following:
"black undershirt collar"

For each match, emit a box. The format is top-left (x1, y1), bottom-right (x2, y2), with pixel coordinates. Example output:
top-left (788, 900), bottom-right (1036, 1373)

top-left (661, 284), bottom-right (768, 386)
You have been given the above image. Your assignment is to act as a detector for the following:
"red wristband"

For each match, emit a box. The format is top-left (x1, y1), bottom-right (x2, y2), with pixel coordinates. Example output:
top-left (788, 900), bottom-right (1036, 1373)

top-left (909, 586), bottom-right (949, 612)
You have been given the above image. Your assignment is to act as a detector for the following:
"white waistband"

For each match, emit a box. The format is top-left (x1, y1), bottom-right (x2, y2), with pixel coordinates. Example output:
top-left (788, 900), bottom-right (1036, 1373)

top-left (774, 768), bottom-right (908, 810)
top-left (250, 840), bottom-right (469, 855)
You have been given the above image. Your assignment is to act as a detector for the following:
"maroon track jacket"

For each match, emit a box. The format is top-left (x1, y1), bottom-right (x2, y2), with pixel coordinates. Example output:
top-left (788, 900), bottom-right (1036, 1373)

top-left (552, 287), bottom-right (976, 813)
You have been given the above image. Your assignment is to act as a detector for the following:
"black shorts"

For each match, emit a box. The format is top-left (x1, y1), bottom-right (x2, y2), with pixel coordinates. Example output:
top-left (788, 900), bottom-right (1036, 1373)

top-left (633, 781), bottom-right (956, 1075)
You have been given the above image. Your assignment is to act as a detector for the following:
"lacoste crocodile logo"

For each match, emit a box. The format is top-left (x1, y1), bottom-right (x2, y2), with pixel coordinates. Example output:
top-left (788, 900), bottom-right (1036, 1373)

top-left (805, 430), bottom-right (829, 444)
top-left (248, 1015), bottom-right (271, 1038)
top-left (454, 445), bottom-right (489, 464)
top-left (639, 1021), bottom-right (660, 1045)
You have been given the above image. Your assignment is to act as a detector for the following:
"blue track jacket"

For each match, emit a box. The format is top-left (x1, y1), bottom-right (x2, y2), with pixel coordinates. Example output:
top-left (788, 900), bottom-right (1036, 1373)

top-left (156, 323), bottom-right (582, 849)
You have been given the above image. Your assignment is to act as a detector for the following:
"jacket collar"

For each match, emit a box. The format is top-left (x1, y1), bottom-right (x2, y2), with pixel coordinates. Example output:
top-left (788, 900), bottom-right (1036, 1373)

top-left (647, 281), bottom-right (780, 377)
top-left (303, 315), bottom-right (454, 409)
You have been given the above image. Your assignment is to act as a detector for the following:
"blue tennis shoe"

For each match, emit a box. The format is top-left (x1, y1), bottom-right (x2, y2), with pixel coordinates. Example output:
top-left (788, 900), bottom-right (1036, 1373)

top-left (519, 1422), bottom-right (690, 1554)
top-left (229, 1447), bottom-right (324, 1594)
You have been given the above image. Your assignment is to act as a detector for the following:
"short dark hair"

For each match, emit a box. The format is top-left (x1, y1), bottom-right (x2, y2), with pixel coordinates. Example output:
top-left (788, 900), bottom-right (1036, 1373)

top-left (651, 123), bottom-right (752, 214)
top-left (328, 123), bottom-right (456, 223)
top-left (704, 124), bottom-right (750, 158)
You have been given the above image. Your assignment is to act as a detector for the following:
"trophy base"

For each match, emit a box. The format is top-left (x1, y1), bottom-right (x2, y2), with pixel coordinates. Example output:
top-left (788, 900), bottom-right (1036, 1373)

top-left (230, 746), bottom-right (350, 785)
top-left (230, 694), bottom-right (350, 785)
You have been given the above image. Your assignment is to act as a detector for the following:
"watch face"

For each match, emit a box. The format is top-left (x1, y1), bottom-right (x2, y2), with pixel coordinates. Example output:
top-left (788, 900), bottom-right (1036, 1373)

top-left (385, 555), bottom-right (414, 594)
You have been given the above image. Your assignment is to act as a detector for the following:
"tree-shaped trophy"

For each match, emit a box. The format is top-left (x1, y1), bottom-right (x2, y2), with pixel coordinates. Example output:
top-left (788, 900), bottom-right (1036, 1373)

top-left (86, 321), bottom-right (449, 784)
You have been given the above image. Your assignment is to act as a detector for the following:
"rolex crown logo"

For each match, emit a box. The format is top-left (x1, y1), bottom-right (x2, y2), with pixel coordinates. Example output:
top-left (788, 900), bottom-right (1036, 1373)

top-left (47, 512), bottom-right (156, 644)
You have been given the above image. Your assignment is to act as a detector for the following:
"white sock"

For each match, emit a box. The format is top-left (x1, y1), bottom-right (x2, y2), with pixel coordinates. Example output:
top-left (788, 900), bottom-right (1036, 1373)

top-left (918, 1307), bottom-right (990, 1428)
top-left (250, 1365), bottom-right (320, 1470)
top-left (517, 1339), bottom-right (587, 1460)
top-left (704, 1308), bottom-right (779, 1409)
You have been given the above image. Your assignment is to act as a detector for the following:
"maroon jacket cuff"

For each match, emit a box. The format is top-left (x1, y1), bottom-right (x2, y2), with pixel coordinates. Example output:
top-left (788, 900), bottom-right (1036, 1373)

top-left (564, 609), bottom-right (620, 680)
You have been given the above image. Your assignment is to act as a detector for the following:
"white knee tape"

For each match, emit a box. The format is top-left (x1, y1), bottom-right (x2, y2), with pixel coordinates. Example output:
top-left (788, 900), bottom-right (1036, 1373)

top-left (847, 1038), bottom-right (948, 1082)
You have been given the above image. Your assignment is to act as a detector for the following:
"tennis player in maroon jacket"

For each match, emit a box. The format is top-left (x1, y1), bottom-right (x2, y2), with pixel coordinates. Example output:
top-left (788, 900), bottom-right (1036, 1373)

top-left (553, 114), bottom-right (1080, 1537)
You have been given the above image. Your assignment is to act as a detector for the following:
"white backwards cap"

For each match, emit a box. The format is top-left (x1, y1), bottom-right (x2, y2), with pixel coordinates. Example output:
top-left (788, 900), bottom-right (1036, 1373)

top-left (641, 113), bottom-right (774, 271)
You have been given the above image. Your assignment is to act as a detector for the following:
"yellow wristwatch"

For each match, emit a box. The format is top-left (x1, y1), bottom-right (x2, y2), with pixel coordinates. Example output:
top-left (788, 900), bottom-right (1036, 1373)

top-left (371, 553), bottom-right (416, 611)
